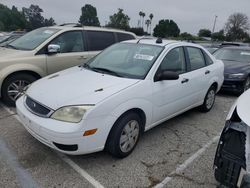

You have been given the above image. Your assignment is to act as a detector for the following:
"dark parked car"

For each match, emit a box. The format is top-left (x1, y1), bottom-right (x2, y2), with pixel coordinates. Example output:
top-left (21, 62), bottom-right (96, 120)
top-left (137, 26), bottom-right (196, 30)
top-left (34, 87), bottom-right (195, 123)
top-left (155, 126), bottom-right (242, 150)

top-left (213, 46), bottom-right (250, 94)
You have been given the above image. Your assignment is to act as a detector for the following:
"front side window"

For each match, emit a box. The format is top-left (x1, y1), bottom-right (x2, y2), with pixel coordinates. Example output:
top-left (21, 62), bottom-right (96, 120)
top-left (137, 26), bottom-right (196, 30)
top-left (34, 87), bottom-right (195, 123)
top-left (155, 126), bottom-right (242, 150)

top-left (187, 47), bottom-right (206, 71)
top-left (9, 28), bottom-right (60, 50)
top-left (84, 43), bottom-right (163, 79)
top-left (50, 31), bottom-right (84, 53)
top-left (158, 47), bottom-right (186, 74)
top-left (87, 31), bottom-right (115, 51)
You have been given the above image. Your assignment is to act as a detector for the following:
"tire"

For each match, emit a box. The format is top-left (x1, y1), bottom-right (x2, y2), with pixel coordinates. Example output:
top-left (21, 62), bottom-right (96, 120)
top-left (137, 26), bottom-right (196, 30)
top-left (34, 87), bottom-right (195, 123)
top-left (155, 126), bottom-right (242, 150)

top-left (2, 74), bottom-right (37, 106)
top-left (199, 85), bottom-right (216, 112)
top-left (106, 112), bottom-right (142, 158)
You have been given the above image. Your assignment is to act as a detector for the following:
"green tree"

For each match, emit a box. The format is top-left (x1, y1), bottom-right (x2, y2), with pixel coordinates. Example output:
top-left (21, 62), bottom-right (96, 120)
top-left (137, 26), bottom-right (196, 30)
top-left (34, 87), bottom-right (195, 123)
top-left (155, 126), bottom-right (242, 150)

top-left (79, 4), bottom-right (100, 26)
top-left (211, 30), bottom-right (225, 41)
top-left (153, 19), bottom-right (180, 38)
top-left (149, 13), bottom-right (153, 34)
top-left (0, 4), bottom-right (27, 31)
top-left (107, 9), bottom-right (130, 30)
top-left (139, 11), bottom-right (143, 28)
top-left (179, 32), bottom-right (194, 40)
top-left (129, 27), bottom-right (144, 36)
top-left (225, 13), bottom-right (250, 41)
top-left (145, 19), bottom-right (151, 33)
top-left (44, 17), bottom-right (56, 26)
top-left (23, 4), bottom-right (45, 30)
top-left (198, 29), bottom-right (212, 37)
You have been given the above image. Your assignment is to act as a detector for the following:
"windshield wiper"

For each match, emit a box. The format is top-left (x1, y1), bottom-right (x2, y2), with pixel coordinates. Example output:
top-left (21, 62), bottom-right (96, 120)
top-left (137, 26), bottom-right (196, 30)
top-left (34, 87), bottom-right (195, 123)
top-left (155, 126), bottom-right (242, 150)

top-left (90, 67), bottom-right (124, 77)
top-left (5, 44), bottom-right (18, 50)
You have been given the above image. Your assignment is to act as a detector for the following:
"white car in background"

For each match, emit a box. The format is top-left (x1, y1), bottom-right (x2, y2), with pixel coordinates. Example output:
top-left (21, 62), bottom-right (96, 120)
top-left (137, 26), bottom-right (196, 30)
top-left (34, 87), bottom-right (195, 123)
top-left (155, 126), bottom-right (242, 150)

top-left (16, 38), bottom-right (224, 158)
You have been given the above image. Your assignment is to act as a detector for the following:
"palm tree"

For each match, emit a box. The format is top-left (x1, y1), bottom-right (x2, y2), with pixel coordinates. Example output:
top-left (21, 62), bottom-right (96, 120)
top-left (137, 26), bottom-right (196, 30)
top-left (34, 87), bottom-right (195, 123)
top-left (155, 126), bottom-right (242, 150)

top-left (149, 13), bottom-right (154, 35)
top-left (145, 19), bottom-right (151, 34)
top-left (139, 11), bottom-right (143, 28)
top-left (141, 12), bottom-right (146, 30)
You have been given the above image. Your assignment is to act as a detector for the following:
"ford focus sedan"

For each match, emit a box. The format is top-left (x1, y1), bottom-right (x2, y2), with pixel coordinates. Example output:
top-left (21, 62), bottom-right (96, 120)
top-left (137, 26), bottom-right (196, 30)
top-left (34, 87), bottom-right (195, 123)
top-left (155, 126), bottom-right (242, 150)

top-left (16, 38), bottom-right (224, 158)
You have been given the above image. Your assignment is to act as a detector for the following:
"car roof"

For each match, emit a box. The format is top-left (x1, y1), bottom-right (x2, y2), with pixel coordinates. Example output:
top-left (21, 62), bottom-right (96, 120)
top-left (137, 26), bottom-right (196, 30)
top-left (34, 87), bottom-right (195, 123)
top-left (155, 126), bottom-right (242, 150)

top-left (123, 38), bottom-right (198, 47)
top-left (221, 46), bottom-right (250, 50)
top-left (48, 25), bottom-right (136, 36)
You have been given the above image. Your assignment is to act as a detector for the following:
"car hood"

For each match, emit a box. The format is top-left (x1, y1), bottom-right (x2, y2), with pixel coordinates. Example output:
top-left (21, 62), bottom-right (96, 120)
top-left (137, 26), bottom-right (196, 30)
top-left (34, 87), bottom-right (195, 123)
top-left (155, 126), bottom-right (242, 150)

top-left (26, 67), bottom-right (140, 110)
top-left (0, 47), bottom-right (32, 60)
top-left (237, 89), bottom-right (250, 126)
top-left (222, 60), bottom-right (250, 74)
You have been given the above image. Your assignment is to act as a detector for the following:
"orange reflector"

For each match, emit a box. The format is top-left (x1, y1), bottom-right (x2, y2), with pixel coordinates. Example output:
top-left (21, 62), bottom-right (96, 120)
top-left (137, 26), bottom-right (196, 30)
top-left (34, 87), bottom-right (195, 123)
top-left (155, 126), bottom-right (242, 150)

top-left (83, 129), bottom-right (97, 136)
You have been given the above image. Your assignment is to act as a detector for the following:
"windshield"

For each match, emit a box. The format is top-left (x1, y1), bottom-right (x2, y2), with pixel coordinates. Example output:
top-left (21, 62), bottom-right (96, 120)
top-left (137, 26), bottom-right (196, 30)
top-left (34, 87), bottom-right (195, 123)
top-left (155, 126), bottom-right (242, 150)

top-left (214, 48), bottom-right (250, 63)
top-left (0, 35), bottom-right (10, 43)
top-left (84, 43), bottom-right (164, 79)
top-left (8, 27), bottom-right (60, 50)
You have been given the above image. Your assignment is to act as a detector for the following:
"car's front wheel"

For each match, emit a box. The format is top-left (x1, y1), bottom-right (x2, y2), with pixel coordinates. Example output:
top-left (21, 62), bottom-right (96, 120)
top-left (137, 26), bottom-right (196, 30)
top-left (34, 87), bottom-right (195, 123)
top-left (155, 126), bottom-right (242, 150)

top-left (106, 112), bottom-right (142, 158)
top-left (199, 85), bottom-right (216, 112)
top-left (2, 74), bottom-right (37, 106)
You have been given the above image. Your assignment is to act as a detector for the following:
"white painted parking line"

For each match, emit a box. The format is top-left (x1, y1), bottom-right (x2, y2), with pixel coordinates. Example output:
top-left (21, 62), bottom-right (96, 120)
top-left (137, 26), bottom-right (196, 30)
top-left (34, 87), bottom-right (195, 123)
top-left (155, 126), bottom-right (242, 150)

top-left (154, 135), bottom-right (220, 188)
top-left (57, 153), bottom-right (104, 188)
top-left (0, 103), bottom-right (105, 188)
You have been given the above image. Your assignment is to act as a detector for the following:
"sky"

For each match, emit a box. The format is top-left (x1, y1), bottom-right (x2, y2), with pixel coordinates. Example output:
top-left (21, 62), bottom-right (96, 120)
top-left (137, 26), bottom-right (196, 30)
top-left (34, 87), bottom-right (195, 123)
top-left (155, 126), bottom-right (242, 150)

top-left (1, 0), bottom-right (250, 35)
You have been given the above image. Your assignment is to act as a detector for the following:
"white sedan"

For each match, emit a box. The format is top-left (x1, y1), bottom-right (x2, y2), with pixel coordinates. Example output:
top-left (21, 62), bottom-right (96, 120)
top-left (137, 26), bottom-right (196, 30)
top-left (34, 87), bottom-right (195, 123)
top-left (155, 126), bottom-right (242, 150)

top-left (16, 38), bottom-right (224, 158)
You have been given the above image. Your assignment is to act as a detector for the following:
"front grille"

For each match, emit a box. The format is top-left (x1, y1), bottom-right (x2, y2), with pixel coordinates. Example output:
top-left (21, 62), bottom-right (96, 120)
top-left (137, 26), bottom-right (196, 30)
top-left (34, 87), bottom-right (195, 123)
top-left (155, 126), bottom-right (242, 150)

top-left (25, 96), bottom-right (52, 117)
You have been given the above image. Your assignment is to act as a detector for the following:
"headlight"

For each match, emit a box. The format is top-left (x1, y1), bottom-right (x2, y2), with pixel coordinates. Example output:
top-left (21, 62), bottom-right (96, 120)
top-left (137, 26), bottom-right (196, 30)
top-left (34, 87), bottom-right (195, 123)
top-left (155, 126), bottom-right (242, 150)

top-left (51, 105), bottom-right (94, 123)
top-left (226, 73), bottom-right (245, 79)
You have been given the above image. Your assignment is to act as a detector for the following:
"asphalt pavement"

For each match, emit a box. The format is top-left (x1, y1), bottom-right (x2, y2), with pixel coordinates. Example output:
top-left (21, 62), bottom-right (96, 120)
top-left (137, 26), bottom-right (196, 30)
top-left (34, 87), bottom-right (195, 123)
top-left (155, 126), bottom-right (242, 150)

top-left (0, 93), bottom-right (236, 188)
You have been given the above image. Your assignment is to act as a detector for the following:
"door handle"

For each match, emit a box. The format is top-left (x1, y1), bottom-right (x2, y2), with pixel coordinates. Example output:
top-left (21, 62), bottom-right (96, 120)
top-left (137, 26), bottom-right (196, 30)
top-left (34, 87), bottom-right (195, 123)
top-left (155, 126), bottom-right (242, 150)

top-left (205, 70), bottom-right (210, 75)
top-left (181, 78), bottom-right (189, 83)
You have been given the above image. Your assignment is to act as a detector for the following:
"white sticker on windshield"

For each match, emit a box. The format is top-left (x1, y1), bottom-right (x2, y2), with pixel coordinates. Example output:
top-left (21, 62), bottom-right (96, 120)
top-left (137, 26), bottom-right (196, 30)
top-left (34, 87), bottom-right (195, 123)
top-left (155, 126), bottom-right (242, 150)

top-left (44, 30), bottom-right (55, 35)
top-left (241, 52), bottom-right (250, 56)
top-left (134, 54), bottom-right (154, 61)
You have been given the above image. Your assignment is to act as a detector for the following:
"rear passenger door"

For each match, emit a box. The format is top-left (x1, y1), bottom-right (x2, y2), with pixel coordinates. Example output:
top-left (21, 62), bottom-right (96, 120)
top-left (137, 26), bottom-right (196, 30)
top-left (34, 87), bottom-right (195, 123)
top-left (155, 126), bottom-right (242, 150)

top-left (185, 46), bottom-right (212, 102)
top-left (85, 30), bottom-right (116, 58)
top-left (46, 31), bottom-right (89, 74)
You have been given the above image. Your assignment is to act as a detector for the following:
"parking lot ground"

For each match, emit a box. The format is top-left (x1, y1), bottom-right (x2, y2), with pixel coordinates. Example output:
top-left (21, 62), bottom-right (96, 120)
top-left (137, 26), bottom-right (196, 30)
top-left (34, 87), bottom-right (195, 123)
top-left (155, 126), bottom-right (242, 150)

top-left (0, 94), bottom-right (236, 188)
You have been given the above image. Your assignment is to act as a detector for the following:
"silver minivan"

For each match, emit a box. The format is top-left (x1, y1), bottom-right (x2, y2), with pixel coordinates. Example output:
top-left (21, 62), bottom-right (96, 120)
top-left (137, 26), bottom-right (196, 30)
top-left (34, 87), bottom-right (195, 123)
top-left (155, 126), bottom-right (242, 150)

top-left (0, 24), bottom-right (136, 106)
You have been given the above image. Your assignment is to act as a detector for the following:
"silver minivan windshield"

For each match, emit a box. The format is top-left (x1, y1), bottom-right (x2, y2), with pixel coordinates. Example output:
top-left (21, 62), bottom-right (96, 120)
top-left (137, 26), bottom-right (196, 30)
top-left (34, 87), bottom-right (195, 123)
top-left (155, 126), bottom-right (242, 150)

top-left (84, 43), bottom-right (164, 79)
top-left (7, 27), bottom-right (60, 51)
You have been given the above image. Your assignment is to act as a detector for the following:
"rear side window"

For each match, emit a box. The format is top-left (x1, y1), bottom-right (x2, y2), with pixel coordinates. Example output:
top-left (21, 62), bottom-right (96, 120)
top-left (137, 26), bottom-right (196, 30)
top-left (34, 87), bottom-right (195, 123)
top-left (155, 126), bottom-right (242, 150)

top-left (204, 52), bottom-right (213, 65)
top-left (187, 47), bottom-right (206, 71)
top-left (117, 33), bottom-right (135, 42)
top-left (87, 31), bottom-right (115, 51)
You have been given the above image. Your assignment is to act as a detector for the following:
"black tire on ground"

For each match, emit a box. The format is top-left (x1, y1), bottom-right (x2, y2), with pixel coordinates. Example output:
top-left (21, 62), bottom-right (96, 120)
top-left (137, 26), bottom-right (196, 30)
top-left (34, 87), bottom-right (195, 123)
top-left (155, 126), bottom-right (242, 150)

top-left (106, 112), bottom-right (142, 158)
top-left (199, 85), bottom-right (216, 112)
top-left (2, 74), bottom-right (37, 106)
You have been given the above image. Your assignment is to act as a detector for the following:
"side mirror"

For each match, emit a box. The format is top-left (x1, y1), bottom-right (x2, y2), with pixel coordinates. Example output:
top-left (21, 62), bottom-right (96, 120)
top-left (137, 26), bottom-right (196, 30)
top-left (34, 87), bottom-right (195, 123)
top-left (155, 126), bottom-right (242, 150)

top-left (155, 71), bottom-right (179, 82)
top-left (48, 44), bottom-right (60, 54)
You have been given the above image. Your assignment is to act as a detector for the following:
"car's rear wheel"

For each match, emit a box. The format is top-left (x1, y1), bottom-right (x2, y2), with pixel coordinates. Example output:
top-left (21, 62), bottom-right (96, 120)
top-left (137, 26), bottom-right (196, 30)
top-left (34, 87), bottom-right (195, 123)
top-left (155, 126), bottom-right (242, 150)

top-left (199, 85), bottom-right (216, 112)
top-left (2, 74), bottom-right (36, 106)
top-left (106, 112), bottom-right (142, 158)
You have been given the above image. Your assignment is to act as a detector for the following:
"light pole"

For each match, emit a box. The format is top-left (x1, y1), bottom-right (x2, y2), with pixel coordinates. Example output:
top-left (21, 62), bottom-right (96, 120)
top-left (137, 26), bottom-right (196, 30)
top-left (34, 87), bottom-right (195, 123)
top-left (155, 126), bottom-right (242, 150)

top-left (212, 15), bottom-right (218, 33)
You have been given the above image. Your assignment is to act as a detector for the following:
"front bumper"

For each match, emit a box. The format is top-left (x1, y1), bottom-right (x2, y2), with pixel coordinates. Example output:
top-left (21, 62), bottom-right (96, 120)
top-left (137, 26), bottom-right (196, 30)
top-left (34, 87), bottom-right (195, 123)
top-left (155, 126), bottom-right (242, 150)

top-left (221, 79), bottom-right (245, 93)
top-left (16, 96), bottom-right (116, 155)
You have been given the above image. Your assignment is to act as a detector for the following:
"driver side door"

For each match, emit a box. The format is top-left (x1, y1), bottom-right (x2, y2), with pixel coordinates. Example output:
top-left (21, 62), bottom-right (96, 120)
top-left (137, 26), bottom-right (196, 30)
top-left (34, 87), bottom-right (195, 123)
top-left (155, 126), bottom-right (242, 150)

top-left (152, 46), bottom-right (195, 123)
top-left (46, 31), bottom-right (90, 74)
